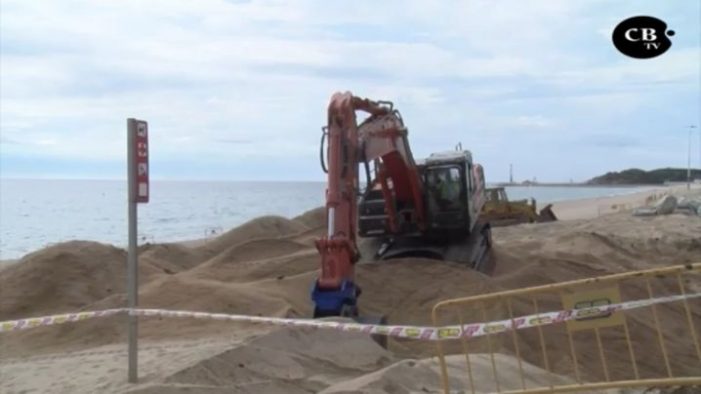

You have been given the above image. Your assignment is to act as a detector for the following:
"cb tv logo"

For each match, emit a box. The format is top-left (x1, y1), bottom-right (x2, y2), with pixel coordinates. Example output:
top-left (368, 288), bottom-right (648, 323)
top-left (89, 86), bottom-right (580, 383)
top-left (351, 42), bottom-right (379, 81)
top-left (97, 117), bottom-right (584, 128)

top-left (612, 16), bottom-right (675, 59)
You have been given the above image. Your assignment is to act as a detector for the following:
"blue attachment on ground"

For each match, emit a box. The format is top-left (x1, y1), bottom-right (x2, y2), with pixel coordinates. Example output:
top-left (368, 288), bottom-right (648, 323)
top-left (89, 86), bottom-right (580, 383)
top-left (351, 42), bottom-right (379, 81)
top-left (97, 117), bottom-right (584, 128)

top-left (311, 279), bottom-right (357, 316)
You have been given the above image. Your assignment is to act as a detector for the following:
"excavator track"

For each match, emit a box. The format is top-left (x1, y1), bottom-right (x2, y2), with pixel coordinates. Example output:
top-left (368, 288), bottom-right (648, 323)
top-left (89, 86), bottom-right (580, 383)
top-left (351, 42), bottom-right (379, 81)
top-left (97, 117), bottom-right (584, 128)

top-left (358, 222), bottom-right (494, 274)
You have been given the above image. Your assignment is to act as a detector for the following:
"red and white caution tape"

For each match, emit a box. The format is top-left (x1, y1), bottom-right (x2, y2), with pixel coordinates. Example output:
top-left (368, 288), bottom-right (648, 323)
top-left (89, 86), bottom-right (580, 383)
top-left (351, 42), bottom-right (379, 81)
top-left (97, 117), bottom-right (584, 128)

top-left (0, 308), bottom-right (124, 333)
top-left (1, 293), bottom-right (699, 340)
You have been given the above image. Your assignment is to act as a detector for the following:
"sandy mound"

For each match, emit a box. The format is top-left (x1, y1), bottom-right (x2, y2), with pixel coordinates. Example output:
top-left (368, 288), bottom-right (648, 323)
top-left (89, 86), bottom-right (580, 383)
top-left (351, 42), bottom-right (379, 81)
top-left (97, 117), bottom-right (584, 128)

top-left (0, 241), bottom-right (160, 320)
top-left (138, 243), bottom-right (209, 274)
top-left (357, 258), bottom-right (497, 328)
top-left (440, 291), bottom-right (701, 382)
top-left (126, 332), bottom-right (579, 394)
top-left (429, 214), bottom-right (701, 380)
top-left (292, 206), bottom-right (326, 229)
top-left (320, 354), bottom-right (578, 394)
top-left (125, 325), bottom-right (393, 394)
top-left (188, 238), bottom-right (313, 282)
top-left (0, 273), bottom-right (303, 356)
top-left (2, 206), bottom-right (700, 392)
top-left (189, 250), bottom-right (319, 284)
top-left (198, 216), bottom-right (309, 256)
top-left (135, 275), bottom-right (297, 316)
top-left (492, 213), bottom-right (701, 284)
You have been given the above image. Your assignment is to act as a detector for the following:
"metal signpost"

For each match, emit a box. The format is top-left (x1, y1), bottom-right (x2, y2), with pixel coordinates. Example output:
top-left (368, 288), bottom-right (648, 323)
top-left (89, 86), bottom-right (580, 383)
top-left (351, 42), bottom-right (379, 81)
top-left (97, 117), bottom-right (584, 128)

top-left (127, 118), bottom-right (149, 383)
top-left (688, 125), bottom-right (693, 190)
top-left (688, 124), bottom-right (698, 189)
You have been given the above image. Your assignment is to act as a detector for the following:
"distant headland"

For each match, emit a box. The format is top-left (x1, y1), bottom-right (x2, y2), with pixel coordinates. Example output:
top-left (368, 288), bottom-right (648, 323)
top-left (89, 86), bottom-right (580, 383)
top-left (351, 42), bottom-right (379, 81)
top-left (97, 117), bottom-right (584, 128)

top-left (586, 167), bottom-right (701, 185)
top-left (496, 167), bottom-right (701, 187)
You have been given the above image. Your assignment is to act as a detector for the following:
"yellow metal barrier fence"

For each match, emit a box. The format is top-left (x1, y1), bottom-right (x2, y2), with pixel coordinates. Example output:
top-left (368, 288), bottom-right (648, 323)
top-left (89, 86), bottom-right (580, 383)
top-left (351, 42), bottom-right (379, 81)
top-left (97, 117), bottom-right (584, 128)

top-left (432, 263), bottom-right (701, 393)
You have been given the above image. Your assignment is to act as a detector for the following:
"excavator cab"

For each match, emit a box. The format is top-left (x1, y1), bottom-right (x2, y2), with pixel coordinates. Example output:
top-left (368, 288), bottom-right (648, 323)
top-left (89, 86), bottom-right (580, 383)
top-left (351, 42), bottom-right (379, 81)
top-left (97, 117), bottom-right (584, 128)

top-left (426, 167), bottom-right (461, 209)
top-left (421, 150), bottom-right (483, 237)
top-left (425, 165), bottom-right (465, 221)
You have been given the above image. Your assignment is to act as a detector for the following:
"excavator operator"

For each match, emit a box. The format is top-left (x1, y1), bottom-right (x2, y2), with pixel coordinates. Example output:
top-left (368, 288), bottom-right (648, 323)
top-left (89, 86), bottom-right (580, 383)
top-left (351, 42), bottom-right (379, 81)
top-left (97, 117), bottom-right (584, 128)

top-left (432, 168), bottom-right (460, 209)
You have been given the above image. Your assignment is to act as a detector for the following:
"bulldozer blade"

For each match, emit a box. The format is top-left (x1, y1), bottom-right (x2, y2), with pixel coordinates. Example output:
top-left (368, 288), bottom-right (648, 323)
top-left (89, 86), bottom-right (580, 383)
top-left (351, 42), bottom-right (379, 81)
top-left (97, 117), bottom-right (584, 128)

top-left (537, 204), bottom-right (558, 222)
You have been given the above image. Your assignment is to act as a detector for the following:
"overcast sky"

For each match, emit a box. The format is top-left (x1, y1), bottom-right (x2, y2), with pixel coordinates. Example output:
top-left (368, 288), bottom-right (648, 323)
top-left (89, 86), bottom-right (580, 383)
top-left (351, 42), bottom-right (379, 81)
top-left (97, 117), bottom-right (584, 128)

top-left (1, 0), bottom-right (699, 182)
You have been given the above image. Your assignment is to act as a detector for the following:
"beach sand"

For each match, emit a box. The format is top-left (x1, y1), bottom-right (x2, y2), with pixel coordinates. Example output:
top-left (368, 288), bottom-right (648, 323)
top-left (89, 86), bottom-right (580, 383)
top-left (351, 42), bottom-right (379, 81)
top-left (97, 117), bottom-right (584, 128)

top-left (1, 185), bottom-right (700, 393)
top-left (549, 184), bottom-right (700, 220)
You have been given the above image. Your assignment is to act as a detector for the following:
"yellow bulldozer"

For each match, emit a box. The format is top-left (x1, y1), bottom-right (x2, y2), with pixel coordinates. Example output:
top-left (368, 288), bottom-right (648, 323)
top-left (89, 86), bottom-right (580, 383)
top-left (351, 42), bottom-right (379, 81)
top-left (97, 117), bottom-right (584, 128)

top-left (481, 187), bottom-right (557, 227)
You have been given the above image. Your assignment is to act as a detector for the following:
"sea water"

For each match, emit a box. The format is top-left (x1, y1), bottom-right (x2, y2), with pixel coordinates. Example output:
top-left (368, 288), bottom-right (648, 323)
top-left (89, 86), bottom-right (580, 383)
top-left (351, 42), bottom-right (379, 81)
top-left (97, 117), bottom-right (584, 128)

top-left (0, 179), bottom-right (646, 259)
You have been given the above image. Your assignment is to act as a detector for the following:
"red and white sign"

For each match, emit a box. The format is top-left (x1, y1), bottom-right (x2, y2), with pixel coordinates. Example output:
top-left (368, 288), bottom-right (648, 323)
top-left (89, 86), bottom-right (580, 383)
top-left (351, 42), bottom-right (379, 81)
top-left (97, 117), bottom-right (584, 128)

top-left (135, 121), bottom-right (149, 203)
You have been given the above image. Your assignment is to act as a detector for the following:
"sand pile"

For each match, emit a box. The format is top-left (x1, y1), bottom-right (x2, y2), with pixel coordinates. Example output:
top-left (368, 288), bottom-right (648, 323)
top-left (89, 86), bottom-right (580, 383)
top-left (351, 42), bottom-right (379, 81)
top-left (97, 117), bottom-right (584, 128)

top-left (123, 329), bottom-right (583, 394)
top-left (188, 238), bottom-right (315, 282)
top-left (1, 207), bottom-right (700, 392)
top-left (126, 327), bottom-right (577, 394)
top-left (156, 326), bottom-right (394, 394)
top-left (439, 213), bottom-right (701, 381)
top-left (492, 213), bottom-right (701, 284)
top-left (138, 243), bottom-right (208, 274)
top-left (319, 354), bottom-right (580, 394)
top-left (197, 215), bottom-right (310, 256)
top-left (0, 241), bottom-right (161, 320)
top-left (292, 206), bottom-right (327, 229)
top-left (429, 288), bottom-right (701, 382)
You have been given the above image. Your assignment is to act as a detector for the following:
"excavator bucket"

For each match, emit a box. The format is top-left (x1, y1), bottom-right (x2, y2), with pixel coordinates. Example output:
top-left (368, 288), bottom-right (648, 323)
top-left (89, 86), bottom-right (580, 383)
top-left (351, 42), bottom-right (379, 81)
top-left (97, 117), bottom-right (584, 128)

top-left (313, 284), bottom-right (389, 348)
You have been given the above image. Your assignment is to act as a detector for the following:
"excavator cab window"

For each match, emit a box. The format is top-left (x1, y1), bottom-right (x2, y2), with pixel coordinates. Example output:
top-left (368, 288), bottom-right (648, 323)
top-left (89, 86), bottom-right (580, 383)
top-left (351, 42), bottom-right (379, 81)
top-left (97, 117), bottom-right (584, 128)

top-left (426, 166), bottom-right (462, 211)
top-left (359, 158), bottom-right (383, 196)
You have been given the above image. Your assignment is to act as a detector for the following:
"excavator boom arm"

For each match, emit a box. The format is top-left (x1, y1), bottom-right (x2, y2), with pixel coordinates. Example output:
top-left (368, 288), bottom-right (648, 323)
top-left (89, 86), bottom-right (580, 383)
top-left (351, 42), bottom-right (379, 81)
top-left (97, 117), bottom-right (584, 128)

top-left (312, 92), bottom-right (425, 317)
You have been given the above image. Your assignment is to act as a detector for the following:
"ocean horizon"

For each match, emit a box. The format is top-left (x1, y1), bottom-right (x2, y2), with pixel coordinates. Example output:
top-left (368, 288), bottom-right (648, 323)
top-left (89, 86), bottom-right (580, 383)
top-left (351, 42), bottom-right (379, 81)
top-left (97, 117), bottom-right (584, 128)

top-left (0, 178), bottom-right (653, 260)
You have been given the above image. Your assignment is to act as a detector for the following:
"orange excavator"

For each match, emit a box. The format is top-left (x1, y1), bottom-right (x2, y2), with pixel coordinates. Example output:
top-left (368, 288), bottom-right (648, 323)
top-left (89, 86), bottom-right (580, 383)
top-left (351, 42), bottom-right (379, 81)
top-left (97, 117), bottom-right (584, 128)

top-left (312, 92), bottom-right (493, 317)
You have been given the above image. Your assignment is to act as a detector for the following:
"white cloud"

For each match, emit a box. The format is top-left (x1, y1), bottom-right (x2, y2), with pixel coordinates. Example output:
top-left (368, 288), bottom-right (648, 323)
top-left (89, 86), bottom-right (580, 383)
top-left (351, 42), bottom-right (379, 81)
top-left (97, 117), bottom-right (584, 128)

top-left (513, 115), bottom-right (554, 129)
top-left (0, 0), bottom-right (698, 181)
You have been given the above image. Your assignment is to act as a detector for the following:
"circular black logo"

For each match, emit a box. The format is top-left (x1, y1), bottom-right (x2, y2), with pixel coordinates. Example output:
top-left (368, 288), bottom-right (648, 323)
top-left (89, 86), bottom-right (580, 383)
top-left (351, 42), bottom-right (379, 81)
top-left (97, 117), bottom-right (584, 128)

top-left (612, 16), bottom-right (674, 59)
